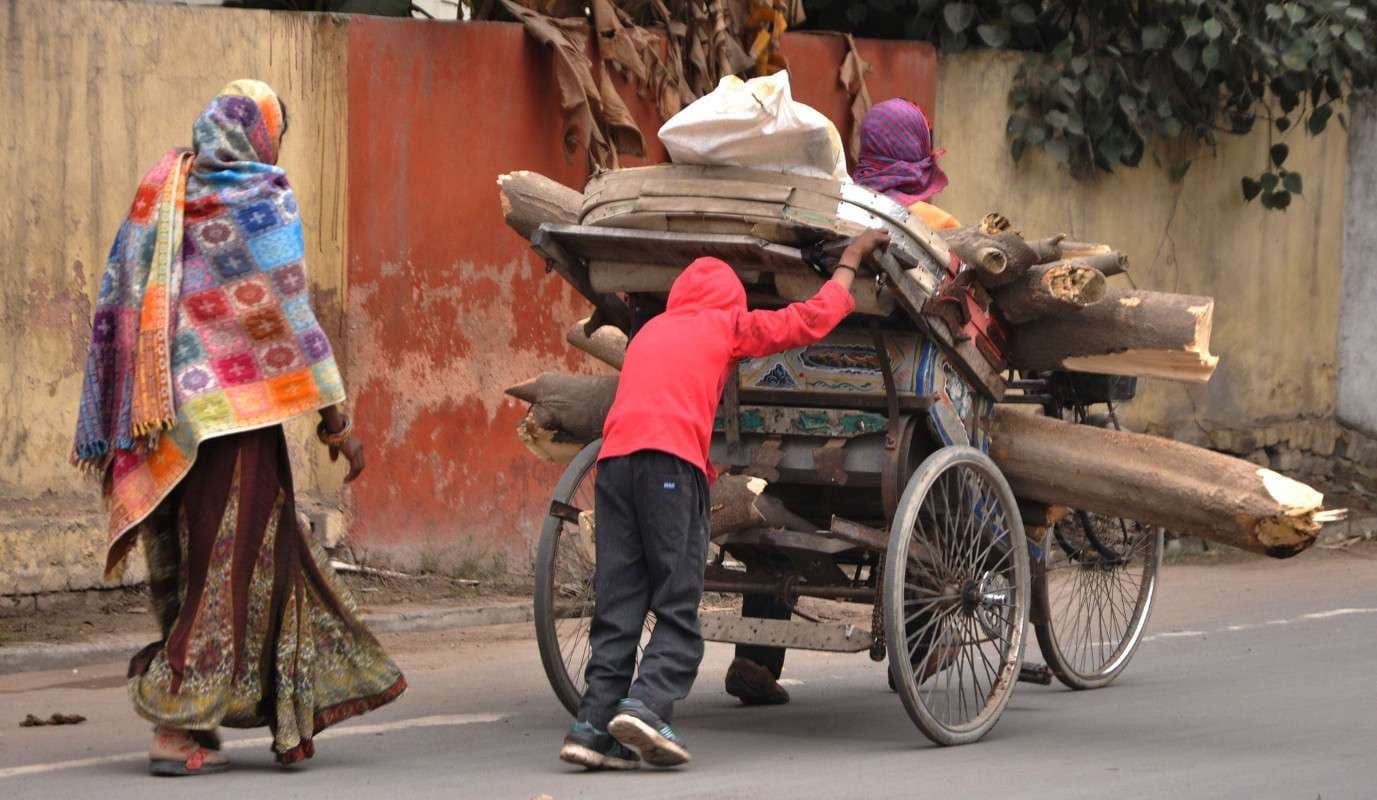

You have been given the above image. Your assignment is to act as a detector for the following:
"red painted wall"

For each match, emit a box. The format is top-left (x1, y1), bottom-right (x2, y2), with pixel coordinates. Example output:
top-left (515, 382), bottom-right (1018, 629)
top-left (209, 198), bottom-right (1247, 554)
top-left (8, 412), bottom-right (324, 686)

top-left (345, 19), bottom-right (936, 565)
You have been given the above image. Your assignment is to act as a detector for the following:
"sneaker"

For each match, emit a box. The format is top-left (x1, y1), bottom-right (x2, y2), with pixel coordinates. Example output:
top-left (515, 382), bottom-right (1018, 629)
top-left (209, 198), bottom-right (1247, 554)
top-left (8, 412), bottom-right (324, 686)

top-left (559, 721), bottom-right (641, 771)
top-left (724, 657), bottom-right (791, 706)
top-left (608, 699), bottom-right (691, 768)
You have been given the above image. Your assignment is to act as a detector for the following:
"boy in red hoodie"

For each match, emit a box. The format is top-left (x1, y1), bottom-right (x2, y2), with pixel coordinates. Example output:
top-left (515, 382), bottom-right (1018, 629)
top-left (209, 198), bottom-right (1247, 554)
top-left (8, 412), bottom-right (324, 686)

top-left (559, 229), bottom-right (890, 770)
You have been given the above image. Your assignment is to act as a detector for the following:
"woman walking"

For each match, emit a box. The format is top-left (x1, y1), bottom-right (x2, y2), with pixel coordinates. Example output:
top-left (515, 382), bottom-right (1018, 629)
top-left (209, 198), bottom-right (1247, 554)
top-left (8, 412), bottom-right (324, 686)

top-left (72, 80), bottom-right (405, 775)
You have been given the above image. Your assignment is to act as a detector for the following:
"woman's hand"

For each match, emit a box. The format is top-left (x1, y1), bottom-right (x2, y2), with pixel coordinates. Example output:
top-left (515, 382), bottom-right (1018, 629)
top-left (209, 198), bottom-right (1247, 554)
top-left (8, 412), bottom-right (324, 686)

top-left (330, 436), bottom-right (365, 483)
top-left (840, 228), bottom-right (892, 267)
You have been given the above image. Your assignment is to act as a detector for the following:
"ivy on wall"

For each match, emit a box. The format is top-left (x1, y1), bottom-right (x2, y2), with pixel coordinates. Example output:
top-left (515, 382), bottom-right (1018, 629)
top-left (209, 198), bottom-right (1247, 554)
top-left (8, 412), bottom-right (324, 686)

top-left (803, 1), bottom-right (1375, 209)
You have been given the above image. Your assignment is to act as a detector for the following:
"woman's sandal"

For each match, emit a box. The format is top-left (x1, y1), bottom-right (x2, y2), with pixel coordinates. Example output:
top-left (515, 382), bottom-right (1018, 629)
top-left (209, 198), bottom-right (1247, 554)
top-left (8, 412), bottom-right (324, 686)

top-left (148, 727), bottom-right (230, 777)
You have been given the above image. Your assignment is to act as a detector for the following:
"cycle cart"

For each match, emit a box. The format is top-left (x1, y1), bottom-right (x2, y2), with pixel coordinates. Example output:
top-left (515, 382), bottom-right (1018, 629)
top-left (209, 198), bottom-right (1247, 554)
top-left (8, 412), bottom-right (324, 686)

top-left (525, 167), bottom-right (1159, 745)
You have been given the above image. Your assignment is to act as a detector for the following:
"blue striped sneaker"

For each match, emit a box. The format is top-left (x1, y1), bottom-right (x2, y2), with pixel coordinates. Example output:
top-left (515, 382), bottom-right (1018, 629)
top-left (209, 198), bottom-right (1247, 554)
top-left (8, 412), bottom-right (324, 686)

top-left (608, 699), bottom-right (691, 768)
top-left (560, 721), bottom-right (640, 771)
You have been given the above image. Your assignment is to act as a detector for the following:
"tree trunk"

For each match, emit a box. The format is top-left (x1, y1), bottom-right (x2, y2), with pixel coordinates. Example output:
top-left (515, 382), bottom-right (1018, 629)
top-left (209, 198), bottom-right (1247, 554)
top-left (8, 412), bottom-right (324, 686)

top-left (566, 317), bottom-right (627, 370)
top-left (497, 170), bottom-right (584, 241)
top-left (993, 260), bottom-right (1107, 324)
top-left (1008, 289), bottom-right (1219, 383)
top-left (940, 225), bottom-right (1040, 289)
top-left (988, 408), bottom-right (1326, 558)
top-left (505, 372), bottom-right (618, 443)
top-left (708, 474), bottom-right (816, 539)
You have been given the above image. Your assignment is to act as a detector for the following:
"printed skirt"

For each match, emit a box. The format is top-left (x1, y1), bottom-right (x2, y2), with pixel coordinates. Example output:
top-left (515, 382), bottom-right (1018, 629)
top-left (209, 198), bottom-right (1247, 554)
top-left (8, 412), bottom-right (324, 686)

top-left (127, 425), bottom-right (405, 763)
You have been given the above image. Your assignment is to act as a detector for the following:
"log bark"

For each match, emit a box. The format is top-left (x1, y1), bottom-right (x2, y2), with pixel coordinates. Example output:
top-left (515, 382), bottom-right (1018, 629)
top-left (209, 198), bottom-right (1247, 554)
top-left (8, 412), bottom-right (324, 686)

top-left (566, 317), bottom-right (627, 370)
top-left (708, 474), bottom-right (817, 539)
top-left (1058, 240), bottom-right (1114, 259)
top-left (1074, 251), bottom-right (1128, 277)
top-left (497, 171), bottom-right (583, 241)
top-left (1008, 289), bottom-right (1219, 383)
top-left (939, 225), bottom-right (1040, 289)
top-left (505, 372), bottom-right (618, 443)
top-left (988, 408), bottom-right (1325, 558)
top-left (993, 260), bottom-right (1107, 324)
top-left (1028, 234), bottom-right (1067, 264)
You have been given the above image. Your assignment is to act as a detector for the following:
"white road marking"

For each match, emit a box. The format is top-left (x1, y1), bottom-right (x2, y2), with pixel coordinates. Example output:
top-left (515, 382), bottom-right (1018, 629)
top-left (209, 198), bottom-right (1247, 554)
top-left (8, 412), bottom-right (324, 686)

top-left (1141, 606), bottom-right (1377, 646)
top-left (0, 712), bottom-right (505, 780)
top-left (1300, 607), bottom-right (1377, 620)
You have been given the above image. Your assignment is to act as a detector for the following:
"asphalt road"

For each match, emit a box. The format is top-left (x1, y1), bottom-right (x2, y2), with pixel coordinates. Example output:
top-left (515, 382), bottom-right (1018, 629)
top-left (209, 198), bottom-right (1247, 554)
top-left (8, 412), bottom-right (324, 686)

top-left (2, 545), bottom-right (1374, 800)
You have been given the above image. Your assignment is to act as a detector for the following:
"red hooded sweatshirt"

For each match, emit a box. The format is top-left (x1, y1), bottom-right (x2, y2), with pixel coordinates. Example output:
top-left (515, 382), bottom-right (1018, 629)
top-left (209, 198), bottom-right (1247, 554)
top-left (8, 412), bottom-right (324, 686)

top-left (599, 257), bottom-right (855, 480)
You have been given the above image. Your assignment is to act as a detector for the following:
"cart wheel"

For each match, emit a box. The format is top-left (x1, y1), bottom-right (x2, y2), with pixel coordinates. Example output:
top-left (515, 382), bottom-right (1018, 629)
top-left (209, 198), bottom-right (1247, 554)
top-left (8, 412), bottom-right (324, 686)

top-left (534, 439), bottom-right (657, 716)
top-left (1033, 511), bottom-right (1163, 690)
top-left (884, 446), bottom-right (1030, 746)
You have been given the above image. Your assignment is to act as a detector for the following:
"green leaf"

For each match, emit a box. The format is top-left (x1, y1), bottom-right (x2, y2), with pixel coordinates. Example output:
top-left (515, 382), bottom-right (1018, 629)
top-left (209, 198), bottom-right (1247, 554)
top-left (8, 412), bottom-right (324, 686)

top-left (1265, 4), bottom-right (1283, 21)
top-left (1286, 4), bottom-right (1305, 23)
top-left (1173, 46), bottom-right (1198, 71)
top-left (1006, 115), bottom-right (1027, 135)
top-left (1345, 29), bottom-right (1365, 51)
top-left (1346, 7), bottom-right (1369, 22)
top-left (1010, 85), bottom-right (1031, 105)
top-left (1011, 136), bottom-right (1027, 162)
top-left (1071, 55), bottom-right (1089, 75)
top-left (1203, 42), bottom-right (1221, 69)
top-left (1242, 176), bottom-right (1263, 201)
top-left (1142, 25), bottom-right (1172, 50)
top-left (977, 23), bottom-right (1011, 48)
top-left (1184, 18), bottom-right (1203, 39)
top-left (1059, 76), bottom-right (1081, 95)
top-left (1085, 72), bottom-right (1108, 99)
top-left (943, 2), bottom-right (976, 33)
top-left (1026, 123), bottom-right (1048, 145)
top-left (1284, 171), bottom-right (1303, 194)
top-left (1065, 113), bottom-right (1085, 137)
top-left (1261, 171), bottom-right (1280, 191)
top-left (1309, 105), bottom-right (1333, 134)
top-left (1045, 109), bottom-right (1070, 130)
top-left (1170, 160), bottom-right (1193, 181)
top-left (1269, 189), bottom-right (1293, 209)
top-left (1277, 116), bottom-right (1292, 131)
top-left (1203, 18), bottom-right (1223, 39)
top-left (1271, 142), bottom-right (1289, 166)
top-left (1010, 3), bottom-right (1038, 25)
top-left (1118, 95), bottom-right (1138, 121)
top-left (1281, 47), bottom-right (1309, 71)
top-left (1162, 117), bottom-right (1184, 137)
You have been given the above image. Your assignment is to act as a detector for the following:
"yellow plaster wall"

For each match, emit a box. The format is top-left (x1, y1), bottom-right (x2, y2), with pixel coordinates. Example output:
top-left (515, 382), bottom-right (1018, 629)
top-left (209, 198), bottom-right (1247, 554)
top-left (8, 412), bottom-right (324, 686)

top-left (933, 51), bottom-right (1346, 442)
top-left (0, 0), bottom-right (352, 511)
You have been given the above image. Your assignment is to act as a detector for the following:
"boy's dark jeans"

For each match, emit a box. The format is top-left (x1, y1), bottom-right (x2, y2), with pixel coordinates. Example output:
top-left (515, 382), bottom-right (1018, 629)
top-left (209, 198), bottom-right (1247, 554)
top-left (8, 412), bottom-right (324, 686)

top-left (578, 450), bottom-right (709, 730)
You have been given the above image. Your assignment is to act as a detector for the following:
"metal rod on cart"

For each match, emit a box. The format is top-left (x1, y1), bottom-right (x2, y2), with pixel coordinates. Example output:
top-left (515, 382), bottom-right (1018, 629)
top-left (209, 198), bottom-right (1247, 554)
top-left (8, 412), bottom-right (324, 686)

top-left (703, 580), bottom-right (876, 602)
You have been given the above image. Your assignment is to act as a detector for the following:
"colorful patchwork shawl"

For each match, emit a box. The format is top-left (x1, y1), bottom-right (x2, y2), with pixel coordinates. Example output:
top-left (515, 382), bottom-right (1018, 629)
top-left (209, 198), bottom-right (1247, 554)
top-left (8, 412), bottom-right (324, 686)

top-left (74, 81), bottom-right (345, 572)
top-left (852, 98), bottom-right (949, 206)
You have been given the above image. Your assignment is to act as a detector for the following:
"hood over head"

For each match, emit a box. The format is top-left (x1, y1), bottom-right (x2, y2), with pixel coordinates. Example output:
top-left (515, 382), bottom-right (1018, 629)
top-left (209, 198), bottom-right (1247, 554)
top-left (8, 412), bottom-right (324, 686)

top-left (667, 257), bottom-right (746, 314)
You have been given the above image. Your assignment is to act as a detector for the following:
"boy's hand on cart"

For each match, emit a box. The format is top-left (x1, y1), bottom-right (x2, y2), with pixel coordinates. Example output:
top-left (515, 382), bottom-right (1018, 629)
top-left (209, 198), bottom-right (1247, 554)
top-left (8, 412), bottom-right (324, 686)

top-left (840, 229), bottom-right (891, 269)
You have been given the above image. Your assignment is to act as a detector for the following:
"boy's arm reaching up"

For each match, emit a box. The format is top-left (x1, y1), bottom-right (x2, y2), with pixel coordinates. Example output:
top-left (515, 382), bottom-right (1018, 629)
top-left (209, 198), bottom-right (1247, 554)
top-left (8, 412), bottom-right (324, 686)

top-left (732, 229), bottom-right (891, 359)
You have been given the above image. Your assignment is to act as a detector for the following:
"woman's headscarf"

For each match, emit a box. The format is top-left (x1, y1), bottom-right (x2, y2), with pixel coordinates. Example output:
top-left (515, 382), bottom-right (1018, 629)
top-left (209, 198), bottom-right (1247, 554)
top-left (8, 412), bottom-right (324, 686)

top-left (852, 98), bottom-right (949, 206)
top-left (74, 80), bottom-right (345, 572)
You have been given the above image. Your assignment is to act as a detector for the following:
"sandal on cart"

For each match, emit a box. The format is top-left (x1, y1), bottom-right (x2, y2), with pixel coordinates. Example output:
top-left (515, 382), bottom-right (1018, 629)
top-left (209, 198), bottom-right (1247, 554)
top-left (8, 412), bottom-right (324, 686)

top-left (148, 727), bottom-right (230, 777)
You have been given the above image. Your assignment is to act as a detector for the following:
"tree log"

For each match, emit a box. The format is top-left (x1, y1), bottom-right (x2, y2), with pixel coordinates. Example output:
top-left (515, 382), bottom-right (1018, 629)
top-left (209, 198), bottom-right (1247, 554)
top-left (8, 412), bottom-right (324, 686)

top-left (1008, 289), bottom-right (1219, 383)
top-left (497, 170), bottom-right (584, 241)
top-left (993, 260), bottom-right (1107, 324)
top-left (1058, 240), bottom-right (1114, 259)
top-left (1028, 234), bottom-right (1067, 263)
top-left (708, 474), bottom-right (816, 539)
top-left (505, 372), bottom-right (618, 443)
top-left (988, 408), bottom-right (1325, 558)
top-left (566, 317), bottom-right (627, 370)
top-left (515, 411), bottom-right (587, 464)
top-left (939, 225), bottom-right (1040, 289)
top-left (1074, 251), bottom-right (1128, 277)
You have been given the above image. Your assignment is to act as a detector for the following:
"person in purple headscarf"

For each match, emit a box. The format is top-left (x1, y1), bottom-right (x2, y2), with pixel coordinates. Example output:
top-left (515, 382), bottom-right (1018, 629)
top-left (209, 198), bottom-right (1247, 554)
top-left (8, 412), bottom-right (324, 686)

top-left (852, 98), bottom-right (960, 230)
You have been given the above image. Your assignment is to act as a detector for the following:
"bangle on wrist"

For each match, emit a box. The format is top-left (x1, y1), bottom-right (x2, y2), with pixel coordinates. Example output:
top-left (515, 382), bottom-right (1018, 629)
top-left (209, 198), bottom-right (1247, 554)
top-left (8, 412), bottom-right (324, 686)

top-left (834, 263), bottom-right (858, 274)
top-left (317, 414), bottom-right (353, 447)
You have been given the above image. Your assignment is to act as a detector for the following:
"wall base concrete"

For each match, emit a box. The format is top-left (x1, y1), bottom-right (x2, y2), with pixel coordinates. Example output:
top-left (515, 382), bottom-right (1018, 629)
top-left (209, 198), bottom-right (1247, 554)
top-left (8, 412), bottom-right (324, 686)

top-left (0, 497), bottom-right (145, 595)
top-left (1339, 92), bottom-right (1377, 438)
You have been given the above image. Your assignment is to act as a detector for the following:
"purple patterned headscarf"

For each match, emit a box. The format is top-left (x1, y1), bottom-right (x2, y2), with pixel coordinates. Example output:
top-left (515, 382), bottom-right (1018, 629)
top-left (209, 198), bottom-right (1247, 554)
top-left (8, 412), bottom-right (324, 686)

top-left (852, 98), bottom-right (949, 205)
